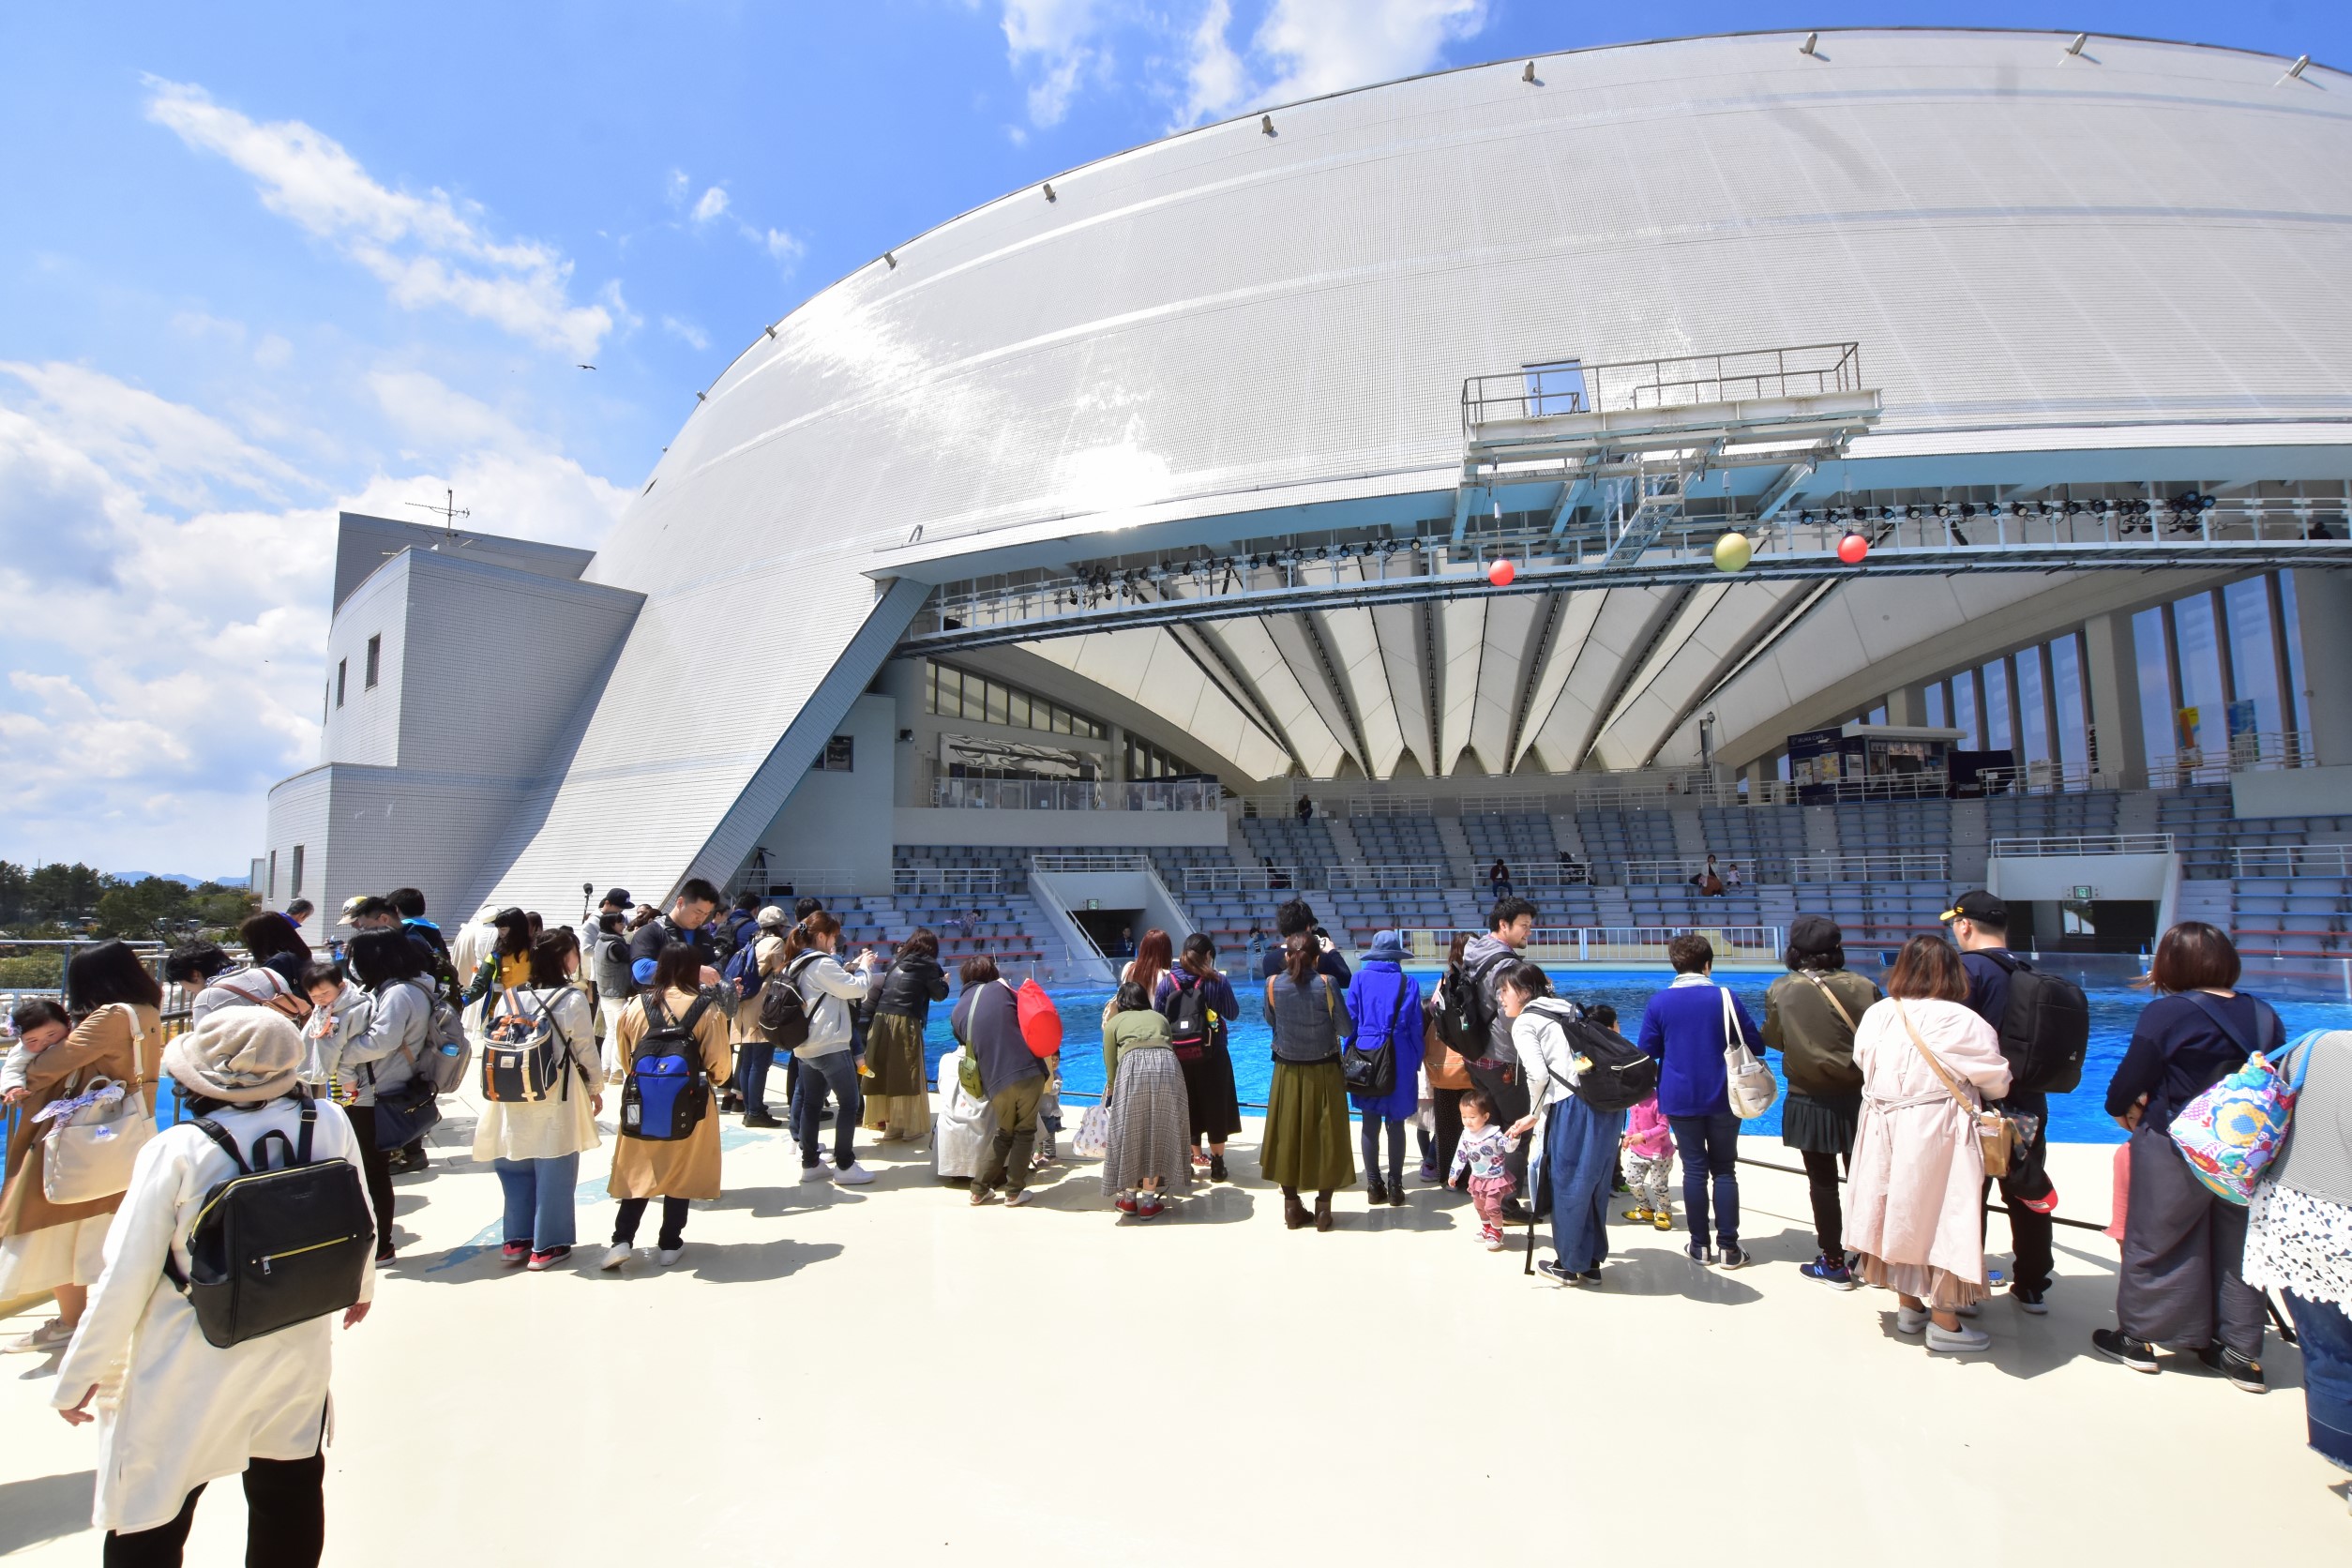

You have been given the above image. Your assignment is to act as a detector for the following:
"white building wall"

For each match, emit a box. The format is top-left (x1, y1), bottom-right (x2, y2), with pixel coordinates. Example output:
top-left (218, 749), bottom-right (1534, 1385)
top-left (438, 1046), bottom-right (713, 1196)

top-left (318, 555), bottom-right (408, 767)
top-left (745, 693), bottom-right (898, 893)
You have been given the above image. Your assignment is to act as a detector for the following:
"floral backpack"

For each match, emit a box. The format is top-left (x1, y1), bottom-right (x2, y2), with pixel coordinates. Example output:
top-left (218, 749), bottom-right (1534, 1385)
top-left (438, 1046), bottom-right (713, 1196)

top-left (2169, 1005), bottom-right (2314, 1205)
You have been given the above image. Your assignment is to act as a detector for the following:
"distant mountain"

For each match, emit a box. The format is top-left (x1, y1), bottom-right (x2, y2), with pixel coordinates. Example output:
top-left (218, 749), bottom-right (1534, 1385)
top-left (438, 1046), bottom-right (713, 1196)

top-left (111, 872), bottom-right (249, 889)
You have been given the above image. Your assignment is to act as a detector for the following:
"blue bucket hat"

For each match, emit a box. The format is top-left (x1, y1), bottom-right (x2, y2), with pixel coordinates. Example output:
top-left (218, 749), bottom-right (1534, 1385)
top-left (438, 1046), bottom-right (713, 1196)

top-left (1367, 929), bottom-right (1407, 963)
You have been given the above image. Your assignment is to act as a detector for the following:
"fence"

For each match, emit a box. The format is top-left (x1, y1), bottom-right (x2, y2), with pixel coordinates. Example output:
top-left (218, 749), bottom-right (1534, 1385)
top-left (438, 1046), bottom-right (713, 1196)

top-left (1397, 926), bottom-right (1785, 966)
top-left (932, 777), bottom-right (1221, 811)
top-left (1329, 865), bottom-right (1447, 891)
top-left (1462, 342), bottom-right (1863, 429)
top-left (731, 868), bottom-right (863, 900)
top-left (2234, 844), bottom-right (2352, 878)
top-left (1989, 834), bottom-right (2175, 858)
top-left (1787, 852), bottom-right (1950, 883)
top-left (1032, 854), bottom-right (1153, 874)
top-left (892, 867), bottom-right (1003, 897)
top-left (1184, 865), bottom-right (1306, 892)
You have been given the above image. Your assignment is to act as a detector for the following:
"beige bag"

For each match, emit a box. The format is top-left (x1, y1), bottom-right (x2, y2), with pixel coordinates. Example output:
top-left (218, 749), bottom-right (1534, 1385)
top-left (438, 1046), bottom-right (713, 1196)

top-left (40, 1005), bottom-right (158, 1204)
top-left (1721, 986), bottom-right (1778, 1120)
top-left (1893, 1000), bottom-right (2017, 1179)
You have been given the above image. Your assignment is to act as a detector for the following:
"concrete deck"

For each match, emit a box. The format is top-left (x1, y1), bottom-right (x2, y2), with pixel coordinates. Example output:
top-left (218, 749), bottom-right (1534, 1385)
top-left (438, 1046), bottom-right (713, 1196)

top-left (3, 1103), bottom-right (2345, 1562)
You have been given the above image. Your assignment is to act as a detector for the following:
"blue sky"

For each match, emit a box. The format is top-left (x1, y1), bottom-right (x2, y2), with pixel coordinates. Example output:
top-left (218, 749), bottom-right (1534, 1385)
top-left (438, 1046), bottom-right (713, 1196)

top-left (0, 2), bottom-right (2338, 876)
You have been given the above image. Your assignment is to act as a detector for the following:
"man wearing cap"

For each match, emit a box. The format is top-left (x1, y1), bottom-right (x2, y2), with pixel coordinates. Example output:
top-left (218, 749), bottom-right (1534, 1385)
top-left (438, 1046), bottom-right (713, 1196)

top-left (1944, 890), bottom-right (2058, 1315)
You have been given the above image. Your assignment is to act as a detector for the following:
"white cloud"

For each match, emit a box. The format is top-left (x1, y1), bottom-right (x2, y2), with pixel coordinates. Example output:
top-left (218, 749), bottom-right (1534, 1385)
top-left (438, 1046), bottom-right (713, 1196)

top-left (0, 364), bottom-right (626, 868)
top-left (144, 78), bottom-right (615, 358)
top-left (660, 314), bottom-right (710, 352)
top-left (689, 185), bottom-right (730, 224)
top-left (1002, 0), bottom-right (1108, 127)
top-left (761, 228), bottom-right (806, 267)
top-left (1170, 0), bottom-right (1489, 126)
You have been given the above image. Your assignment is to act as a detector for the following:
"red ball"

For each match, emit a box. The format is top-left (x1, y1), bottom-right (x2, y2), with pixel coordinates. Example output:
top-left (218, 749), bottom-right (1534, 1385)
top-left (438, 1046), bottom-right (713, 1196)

top-left (1836, 534), bottom-right (1869, 565)
top-left (1487, 558), bottom-right (1516, 588)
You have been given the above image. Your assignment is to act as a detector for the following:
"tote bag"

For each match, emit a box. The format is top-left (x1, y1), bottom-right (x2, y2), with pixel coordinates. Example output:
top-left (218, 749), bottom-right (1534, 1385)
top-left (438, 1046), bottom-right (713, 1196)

top-left (1721, 987), bottom-right (1779, 1121)
top-left (41, 1005), bottom-right (158, 1204)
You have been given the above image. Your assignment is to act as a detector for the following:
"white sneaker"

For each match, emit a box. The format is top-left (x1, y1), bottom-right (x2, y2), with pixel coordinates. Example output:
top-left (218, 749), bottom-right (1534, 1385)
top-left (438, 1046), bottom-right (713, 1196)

top-left (1926, 1321), bottom-right (1992, 1354)
top-left (799, 1163), bottom-right (831, 1184)
top-left (831, 1162), bottom-right (876, 1186)
top-left (599, 1244), bottom-right (631, 1272)
top-left (656, 1245), bottom-right (685, 1266)
top-left (1005, 1187), bottom-right (1034, 1208)
top-left (4, 1318), bottom-right (73, 1354)
top-left (1895, 1305), bottom-right (1928, 1334)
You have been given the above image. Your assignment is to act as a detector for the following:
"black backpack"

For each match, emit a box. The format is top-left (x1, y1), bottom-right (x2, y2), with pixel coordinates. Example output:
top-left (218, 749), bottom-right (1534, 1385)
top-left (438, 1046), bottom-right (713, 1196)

top-left (760, 953), bottom-right (819, 1049)
top-left (1166, 972), bottom-right (1212, 1062)
top-left (162, 1094), bottom-right (374, 1349)
top-left (1982, 953), bottom-right (2091, 1094)
top-left (1435, 950), bottom-right (1511, 1059)
top-left (1528, 998), bottom-right (1659, 1113)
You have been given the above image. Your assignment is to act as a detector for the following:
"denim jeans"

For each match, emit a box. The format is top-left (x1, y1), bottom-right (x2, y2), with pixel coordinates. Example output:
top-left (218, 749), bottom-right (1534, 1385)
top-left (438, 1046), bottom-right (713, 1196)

top-left (612, 1196), bottom-right (690, 1251)
top-left (1669, 1110), bottom-right (1741, 1248)
top-left (792, 1049), bottom-right (863, 1169)
top-left (2284, 1290), bottom-right (2352, 1472)
top-left (1546, 1096), bottom-right (1627, 1273)
top-left (1360, 1116), bottom-right (1405, 1184)
top-left (734, 1041), bottom-right (776, 1117)
top-left (493, 1152), bottom-right (580, 1251)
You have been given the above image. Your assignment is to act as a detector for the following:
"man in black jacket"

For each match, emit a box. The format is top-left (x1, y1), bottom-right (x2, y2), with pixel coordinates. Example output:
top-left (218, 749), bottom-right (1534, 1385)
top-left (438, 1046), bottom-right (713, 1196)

top-left (628, 879), bottom-right (722, 986)
top-left (1944, 890), bottom-right (2058, 1315)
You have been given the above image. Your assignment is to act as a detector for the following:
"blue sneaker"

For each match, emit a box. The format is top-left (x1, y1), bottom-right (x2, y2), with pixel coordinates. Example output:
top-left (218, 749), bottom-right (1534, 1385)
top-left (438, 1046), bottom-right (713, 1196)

top-left (1801, 1253), bottom-right (1855, 1290)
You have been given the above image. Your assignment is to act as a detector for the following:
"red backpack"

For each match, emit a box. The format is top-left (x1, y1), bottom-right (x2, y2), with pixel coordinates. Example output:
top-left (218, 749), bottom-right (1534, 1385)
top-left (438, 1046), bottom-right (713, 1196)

top-left (1016, 978), bottom-right (1063, 1059)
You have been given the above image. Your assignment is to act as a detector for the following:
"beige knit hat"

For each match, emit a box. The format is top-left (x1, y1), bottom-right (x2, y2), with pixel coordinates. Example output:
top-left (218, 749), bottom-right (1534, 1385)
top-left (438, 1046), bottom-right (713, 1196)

top-left (160, 1007), bottom-right (305, 1104)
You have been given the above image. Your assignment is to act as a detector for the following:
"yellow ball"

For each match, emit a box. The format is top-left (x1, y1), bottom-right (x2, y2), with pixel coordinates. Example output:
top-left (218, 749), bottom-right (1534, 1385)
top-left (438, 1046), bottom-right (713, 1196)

top-left (1712, 532), bottom-right (1753, 572)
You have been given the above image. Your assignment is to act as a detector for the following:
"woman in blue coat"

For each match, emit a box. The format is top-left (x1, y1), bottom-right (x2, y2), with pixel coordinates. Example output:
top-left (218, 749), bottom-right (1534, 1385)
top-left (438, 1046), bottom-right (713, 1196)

top-left (1344, 930), bottom-right (1425, 1209)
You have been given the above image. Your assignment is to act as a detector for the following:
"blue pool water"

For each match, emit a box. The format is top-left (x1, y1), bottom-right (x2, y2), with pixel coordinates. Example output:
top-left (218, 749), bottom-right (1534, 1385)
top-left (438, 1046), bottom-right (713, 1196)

top-left (922, 971), bottom-right (2352, 1144)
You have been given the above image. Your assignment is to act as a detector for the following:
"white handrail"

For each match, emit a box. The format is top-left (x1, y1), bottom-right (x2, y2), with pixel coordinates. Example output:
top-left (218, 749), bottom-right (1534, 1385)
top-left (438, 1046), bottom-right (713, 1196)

top-left (1184, 865), bottom-right (1305, 892)
top-left (1396, 926), bottom-right (1785, 964)
top-left (893, 867), bottom-right (1003, 897)
top-left (2234, 844), bottom-right (2352, 878)
top-left (1989, 834), bottom-right (2175, 857)
top-left (1032, 853), bottom-right (1153, 873)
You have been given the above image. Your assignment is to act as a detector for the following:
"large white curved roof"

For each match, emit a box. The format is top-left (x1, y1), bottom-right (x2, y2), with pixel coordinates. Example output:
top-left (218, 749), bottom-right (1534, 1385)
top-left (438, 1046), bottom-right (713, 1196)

top-left (483, 27), bottom-right (2352, 910)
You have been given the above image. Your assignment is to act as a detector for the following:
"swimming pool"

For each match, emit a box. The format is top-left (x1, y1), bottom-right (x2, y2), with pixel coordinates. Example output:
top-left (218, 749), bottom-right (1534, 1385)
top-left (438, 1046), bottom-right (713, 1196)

top-left (921, 971), bottom-right (2352, 1144)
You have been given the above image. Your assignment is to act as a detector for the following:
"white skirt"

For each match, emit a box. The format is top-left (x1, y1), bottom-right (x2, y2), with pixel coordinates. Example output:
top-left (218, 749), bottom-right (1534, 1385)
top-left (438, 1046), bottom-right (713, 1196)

top-left (0, 1215), bottom-right (112, 1298)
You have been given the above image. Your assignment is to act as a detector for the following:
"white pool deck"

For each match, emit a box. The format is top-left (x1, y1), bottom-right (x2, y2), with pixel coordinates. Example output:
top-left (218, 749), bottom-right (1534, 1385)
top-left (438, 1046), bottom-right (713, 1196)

top-left (2, 1105), bottom-right (2345, 1563)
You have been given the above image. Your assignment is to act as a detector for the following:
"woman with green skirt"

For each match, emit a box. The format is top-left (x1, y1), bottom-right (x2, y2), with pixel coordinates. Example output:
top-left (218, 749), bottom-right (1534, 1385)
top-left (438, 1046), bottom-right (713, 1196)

top-left (1261, 931), bottom-right (1356, 1230)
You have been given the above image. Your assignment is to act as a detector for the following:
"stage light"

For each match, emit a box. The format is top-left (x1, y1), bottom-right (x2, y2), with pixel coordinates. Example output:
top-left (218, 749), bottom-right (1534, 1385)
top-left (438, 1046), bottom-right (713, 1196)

top-left (1958, 503), bottom-right (1977, 520)
top-left (1798, 510), bottom-right (1816, 526)
top-left (1933, 504), bottom-right (1952, 519)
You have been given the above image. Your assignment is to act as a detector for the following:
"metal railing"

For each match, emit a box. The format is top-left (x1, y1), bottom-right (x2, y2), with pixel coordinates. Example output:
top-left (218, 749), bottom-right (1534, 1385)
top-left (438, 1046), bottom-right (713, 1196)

top-left (2148, 733), bottom-right (2316, 788)
top-left (1462, 342), bottom-right (1864, 430)
top-left (931, 777), bottom-right (1221, 811)
top-left (1619, 858), bottom-right (1759, 887)
top-left (1184, 865), bottom-right (1309, 893)
top-left (893, 867), bottom-right (1003, 897)
top-left (1470, 865), bottom-right (1594, 888)
top-left (1328, 864), bottom-right (1447, 891)
top-left (1343, 794), bottom-right (1435, 819)
top-left (1398, 926), bottom-right (1786, 966)
top-left (1989, 834), bottom-right (2176, 858)
top-left (1788, 852), bottom-right (1951, 883)
top-left (1032, 853), bottom-right (1153, 874)
top-left (731, 868), bottom-right (863, 899)
top-left (2234, 844), bottom-right (2352, 879)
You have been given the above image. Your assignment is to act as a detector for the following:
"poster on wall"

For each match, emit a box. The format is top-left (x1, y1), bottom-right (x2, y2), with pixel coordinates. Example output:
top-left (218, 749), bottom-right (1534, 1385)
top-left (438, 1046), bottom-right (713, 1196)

top-left (2176, 705), bottom-right (2203, 767)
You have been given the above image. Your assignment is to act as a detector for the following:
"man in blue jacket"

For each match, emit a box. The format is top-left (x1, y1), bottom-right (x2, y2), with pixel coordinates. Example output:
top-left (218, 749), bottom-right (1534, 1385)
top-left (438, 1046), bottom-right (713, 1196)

top-left (1636, 933), bottom-right (1764, 1268)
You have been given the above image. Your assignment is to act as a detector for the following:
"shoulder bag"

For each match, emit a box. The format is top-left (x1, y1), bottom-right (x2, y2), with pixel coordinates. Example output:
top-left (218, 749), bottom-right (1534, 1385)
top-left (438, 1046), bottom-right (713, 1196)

top-left (40, 1004), bottom-right (159, 1204)
top-left (1722, 987), bottom-right (1778, 1120)
top-left (1893, 1000), bottom-right (2017, 1178)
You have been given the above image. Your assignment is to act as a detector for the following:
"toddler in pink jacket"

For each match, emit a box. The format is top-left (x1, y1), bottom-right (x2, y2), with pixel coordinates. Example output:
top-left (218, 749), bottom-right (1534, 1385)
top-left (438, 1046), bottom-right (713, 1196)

top-left (1621, 1092), bottom-right (1675, 1229)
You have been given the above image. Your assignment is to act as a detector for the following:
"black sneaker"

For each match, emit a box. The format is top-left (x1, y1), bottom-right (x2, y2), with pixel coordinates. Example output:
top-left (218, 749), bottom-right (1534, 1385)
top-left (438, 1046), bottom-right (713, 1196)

top-left (1685, 1241), bottom-right (1716, 1266)
top-left (742, 1112), bottom-right (783, 1129)
top-left (1579, 1269), bottom-right (1603, 1287)
top-left (1535, 1259), bottom-right (1579, 1287)
top-left (2091, 1329), bottom-right (2160, 1373)
top-left (2011, 1284), bottom-right (2048, 1315)
top-left (2196, 1345), bottom-right (2267, 1393)
top-left (1719, 1244), bottom-right (1749, 1270)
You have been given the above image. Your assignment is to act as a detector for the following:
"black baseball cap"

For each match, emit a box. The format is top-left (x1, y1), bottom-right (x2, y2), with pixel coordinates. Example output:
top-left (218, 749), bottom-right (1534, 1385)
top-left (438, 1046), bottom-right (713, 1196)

top-left (601, 887), bottom-right (631, 908)
top-left (1941, 890), bottom-right (2008, 927)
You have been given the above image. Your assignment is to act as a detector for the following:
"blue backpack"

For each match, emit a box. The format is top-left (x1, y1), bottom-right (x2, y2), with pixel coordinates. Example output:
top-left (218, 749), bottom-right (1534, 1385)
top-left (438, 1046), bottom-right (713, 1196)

top-left (621, 993), bottom-right (715, 1141)
top-left (721, 936), bottom-right (766, 1003)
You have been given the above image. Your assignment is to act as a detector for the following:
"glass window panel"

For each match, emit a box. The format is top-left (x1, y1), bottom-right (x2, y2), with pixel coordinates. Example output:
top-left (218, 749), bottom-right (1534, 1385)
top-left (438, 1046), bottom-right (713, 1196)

top-left (1924, 684), bottom-right (1947, 728)
top-left (2051, 636), bottom-right (2087, 768)
top-left (2173, 595), bottom-right (2224, 753)
top-left (1009, 691), bottom-right (1030, 730)
top-left (2014, 652), bottom-right (2048, 764)
top-left (2133, 608), bottom-right (2172, 766)
top-left (2224, 578), bottom-right (2282, 734)
top-left (1868, 704), bottom-right (1888, 726)
top-left (2281, 573), bottom-right (2313, 736)
top-left (1981, 665), bottom-right (2013, 751)
top-left (985, 679), bottom-right (1008, 726)
top-left (1951, 674), bottom-right (1979, 750)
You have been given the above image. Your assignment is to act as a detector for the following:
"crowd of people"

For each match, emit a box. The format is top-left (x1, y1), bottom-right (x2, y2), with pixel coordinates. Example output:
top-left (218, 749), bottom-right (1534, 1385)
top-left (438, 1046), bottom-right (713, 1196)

top-left (0, 877), bottom-right (2345, 1559)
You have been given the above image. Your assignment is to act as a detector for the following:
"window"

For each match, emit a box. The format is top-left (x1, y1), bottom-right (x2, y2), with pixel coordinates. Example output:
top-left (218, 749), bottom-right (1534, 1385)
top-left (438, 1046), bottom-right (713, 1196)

top-left (925, 662), bottom-right (1104, 739)
top-left (336, 658), bottom-right (347, 709)
top-left (365, 634), bottom-right (382, 689)
top-left (1520, 359), bottom-right (1589, 417)
top-left (290, 845), bottom-right (305, 898)
top-left (267, 851), bottom-right (278, 900)
top-left (817, 735), bottom-right (854, 773)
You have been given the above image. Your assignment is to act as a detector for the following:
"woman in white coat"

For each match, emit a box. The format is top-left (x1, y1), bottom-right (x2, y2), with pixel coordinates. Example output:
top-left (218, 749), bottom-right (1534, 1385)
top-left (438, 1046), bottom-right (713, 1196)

top-left (52, 1007), bottom-right (372, 1565)
top-left (1846, 935), bottom-right (2013, 1355)
top-left (473, 930), bottom-right (601, 1270)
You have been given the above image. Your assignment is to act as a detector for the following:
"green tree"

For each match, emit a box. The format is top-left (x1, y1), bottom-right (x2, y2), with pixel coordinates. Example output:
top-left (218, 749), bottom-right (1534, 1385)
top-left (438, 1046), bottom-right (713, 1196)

top-left (24, 863), bottom-right (107, 921)
top-left (93, 877), bottom-right (193, 940)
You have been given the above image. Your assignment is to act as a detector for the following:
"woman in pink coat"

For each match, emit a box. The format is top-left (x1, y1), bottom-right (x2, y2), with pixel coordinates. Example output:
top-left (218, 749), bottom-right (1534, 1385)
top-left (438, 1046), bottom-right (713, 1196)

top-left (1846, 935), bottom-right (2013, 1355)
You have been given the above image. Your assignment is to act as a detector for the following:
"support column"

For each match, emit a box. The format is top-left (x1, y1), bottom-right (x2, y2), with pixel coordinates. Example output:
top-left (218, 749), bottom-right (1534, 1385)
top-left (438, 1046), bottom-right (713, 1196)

top-left (882, 657), bottom-right (927, 808)
top-left (2039, 642), bottom-right (2062, 770)
top-left (1885, 683), bottom-right (1927, 727)
top-left (1106, 723), bottom-right (1128, 783)
top-left (2290, 569), bottom-right (2352, 767)
top-left (2081, 612), bottom-right (2148, 788)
